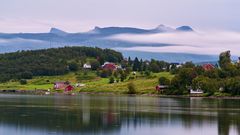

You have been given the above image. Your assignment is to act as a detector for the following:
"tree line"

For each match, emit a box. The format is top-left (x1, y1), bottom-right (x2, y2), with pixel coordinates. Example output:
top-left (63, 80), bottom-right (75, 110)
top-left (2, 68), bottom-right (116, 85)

top-left (159, 51), bottom-right (240, 96)
top-left (0, 46), bottom-right (123, 82)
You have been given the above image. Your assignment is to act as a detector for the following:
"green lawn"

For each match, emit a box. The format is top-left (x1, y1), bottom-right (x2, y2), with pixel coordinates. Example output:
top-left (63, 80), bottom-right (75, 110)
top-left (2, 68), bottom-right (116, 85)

top-left (0, 71), bottom-right (174, 94)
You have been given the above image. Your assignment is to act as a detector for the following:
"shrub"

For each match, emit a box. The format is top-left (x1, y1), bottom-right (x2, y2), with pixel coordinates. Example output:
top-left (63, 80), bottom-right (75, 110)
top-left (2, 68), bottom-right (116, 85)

top-left (100, 69), bottom-right (112, 78)
top-left (19, 79), bottom-right (27, 85)
top-left (90, 60), bottom-right (100, 70)
top-left (127, 82), bottom-right (137, 94)
top-left (144, 70), bottom-right (151, 76)
top-left (68, 62), bottom-right (78, 71)
top-left (109, 76), bottom-right (115, 84)
top-left (158, 77), bottom-right (170, 85)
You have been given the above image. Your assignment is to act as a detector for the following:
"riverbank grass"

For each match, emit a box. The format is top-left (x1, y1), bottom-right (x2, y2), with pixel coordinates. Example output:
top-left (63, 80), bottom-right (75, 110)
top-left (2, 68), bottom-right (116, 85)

top-left (0, 71), bottom-right (174, 94)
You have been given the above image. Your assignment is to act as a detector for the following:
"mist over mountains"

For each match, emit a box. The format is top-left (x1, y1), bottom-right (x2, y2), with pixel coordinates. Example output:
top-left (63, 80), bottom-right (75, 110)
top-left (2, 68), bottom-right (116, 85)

top-left (0, 25), bottom-right (228, 63)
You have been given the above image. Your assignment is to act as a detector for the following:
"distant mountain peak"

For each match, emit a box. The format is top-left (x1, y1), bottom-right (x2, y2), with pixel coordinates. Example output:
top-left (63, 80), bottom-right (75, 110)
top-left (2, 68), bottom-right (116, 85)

top-left (154, 24), bottom-right (175, 32)
top-left (176, 26), bottom-right (194, 32)
top-left (49, 27), bottom-right (68, 36)
top-left (93, 26), bottom-right (101, 30)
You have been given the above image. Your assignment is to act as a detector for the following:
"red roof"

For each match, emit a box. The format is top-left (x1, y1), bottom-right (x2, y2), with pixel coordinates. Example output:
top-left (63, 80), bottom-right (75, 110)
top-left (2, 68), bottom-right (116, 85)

top-left (202, 64), bottom-right (215, 71)
top-left (65, 85), bottom-right (74, 92)
top-left (102, 63), bottom-right (117, 70)
top-left (54, 82), bottom-right (67, 89)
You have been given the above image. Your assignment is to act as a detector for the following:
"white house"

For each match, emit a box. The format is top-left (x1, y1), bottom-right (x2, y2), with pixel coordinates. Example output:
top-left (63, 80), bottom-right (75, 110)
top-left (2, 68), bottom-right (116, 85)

top-left (83, 64), bottom-right (91, 69)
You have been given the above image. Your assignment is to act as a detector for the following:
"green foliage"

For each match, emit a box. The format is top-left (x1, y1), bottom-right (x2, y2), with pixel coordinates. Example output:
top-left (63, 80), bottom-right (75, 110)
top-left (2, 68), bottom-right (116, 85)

top-left (68, 62), bottom-right (78, 71)
top-left (194, 66), bottom-right (205, 76)
top-left (109, 76), bottom-right (115, 84)
top-left (168, 51), bottom-right (240, 96)
top-left (76, 72), bottom-right (96, 81)
top-left (158, 77), bottom-right (170, 85)
top-left (219, 50), bottom-right (231, 70)
top-left (192, 76), bottom-right (219, 95)
top-left (224, 77), bottom-right (240, 95)
top-left (133, 57), bottom-right (140, 71)
top-left (182, 61), bottom-right (195, 68)
top-left (20, 71), bottom-right (33, 79)
top-left (100, 69), bottom-right (112, 78)
top-left (149, 63), bottom-right (160, 73)
top-left (144, 70), bottom-right (151, 76)
top-left (0, 47), bottom-right (123, 82)
top-left (90, 60), bottom-right (100, 70)
top-left (19, 79), bottom-right (27, 85)
top-left (127, 82), bottom-right (137, 94)
top-left (204, 69), bottom-right (219, 78)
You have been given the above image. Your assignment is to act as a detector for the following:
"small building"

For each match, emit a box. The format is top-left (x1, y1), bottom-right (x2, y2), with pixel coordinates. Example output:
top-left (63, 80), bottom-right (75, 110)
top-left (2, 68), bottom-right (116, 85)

top-left (190, 89), bottom-right (204, 94)
top-left (54, 81), bottom-right (74, 92)
top-left (54, 82), bottom-right (69, 89)
top-left (65, 85), bottom-right (74, 92)
top-left (102, 62), bottom-right (118, 71)
top-left (156, 85), bottom-right (169, 94)
top-left (83, 64), bottom-right (92, 69)
top-left (76, 83), bottom-right (85, 87)
top-left (202, 63), bottom-right (215, 71)
top-left (169, 63), bottom-right (182, 69)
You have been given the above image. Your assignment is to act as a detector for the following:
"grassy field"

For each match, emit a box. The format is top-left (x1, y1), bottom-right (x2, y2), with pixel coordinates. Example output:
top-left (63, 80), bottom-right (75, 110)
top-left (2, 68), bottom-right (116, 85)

top-left (0, 71), bottom-right (174, 94)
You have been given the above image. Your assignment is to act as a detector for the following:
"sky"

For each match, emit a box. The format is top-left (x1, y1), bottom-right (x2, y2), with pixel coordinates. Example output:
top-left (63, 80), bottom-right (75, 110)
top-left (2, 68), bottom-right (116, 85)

top-left (111, 31), bottom-right (240, 56)
top-left (0, 0), bottom-right (240, 33)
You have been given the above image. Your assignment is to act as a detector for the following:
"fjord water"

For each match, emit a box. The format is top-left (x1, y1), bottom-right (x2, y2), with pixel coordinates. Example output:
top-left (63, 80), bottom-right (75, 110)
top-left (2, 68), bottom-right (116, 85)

top-left (0, 94), bottom-right (239, 135)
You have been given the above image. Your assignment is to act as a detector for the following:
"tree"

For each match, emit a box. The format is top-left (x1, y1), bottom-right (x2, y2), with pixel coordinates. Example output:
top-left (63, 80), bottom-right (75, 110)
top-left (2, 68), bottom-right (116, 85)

top-left (19, 79), bottom-right (27, 85)
top-left (224, 77), bottom-right (240, 95)
top-left (68, 62), bottom-right (78, 71)
top-left (133, 57), bottom-right (140, 71)
top-left (144, 70), bottom-right (151, 76)
top-left (182, 61), bottom-right (195, 68)
top-left (109, 76), bottom-right (115, 84)
top-left (178, 68), bottom-right (197, 86)
top-left (100, 69), bottom-right (112, 78)
top-left (159, 77), bottom-right (170, 85)
top-left (139, 59), bottom-right (143, 71)
top-left (20, 71), bottom-right (33, 79)
top-left (90, 60), bottom-right (100, 70)
top-left (127, 82), bottom-right (137, 94)
top-left (120, 73), bottom-right (127, 82)
top-left (149, 63), bottom-right (160, 73)
top-left (128, 57), bottom-right (132, 66)
top-left (219, 51), bottom-right (231, 70)
top-left (192, 76), bottom-right (219, 95)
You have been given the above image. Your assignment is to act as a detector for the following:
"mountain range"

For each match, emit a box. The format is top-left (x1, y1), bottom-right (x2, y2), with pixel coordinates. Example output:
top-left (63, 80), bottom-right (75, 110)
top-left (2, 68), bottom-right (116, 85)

top-left (0, 25), bottom-right (219, 63)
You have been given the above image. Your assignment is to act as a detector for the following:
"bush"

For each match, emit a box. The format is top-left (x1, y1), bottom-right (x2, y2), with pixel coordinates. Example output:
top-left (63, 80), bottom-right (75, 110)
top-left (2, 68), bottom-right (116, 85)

top-left (68, 62), bottom-right (78, 71)
top-left (127, 82), bottom-right (137, 94)
top-left (158, 77), bottom-right (170, 85)
top-left (144, 70), bottom-right (151, 76)
top-left (100, 69), bottom-right (112, 78)
top-left (90, 60), bottom-right (100, 70)
top-left (109, 76), bottom-right (115, 84)
top-left (19, 79), bottom-right (27, 85)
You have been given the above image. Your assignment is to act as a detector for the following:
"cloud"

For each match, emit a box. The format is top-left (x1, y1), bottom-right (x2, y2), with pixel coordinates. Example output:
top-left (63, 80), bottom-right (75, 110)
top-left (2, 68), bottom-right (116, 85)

top-left (109, 31), bottom-right (240, 56)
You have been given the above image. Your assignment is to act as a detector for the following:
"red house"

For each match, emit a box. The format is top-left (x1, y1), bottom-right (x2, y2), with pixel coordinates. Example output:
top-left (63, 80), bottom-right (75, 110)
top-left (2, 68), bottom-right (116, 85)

top-left (54, 81), bottom-right (74, 92)
top-left (65, 85), bottom-right (74, 92)
top-left (54, 82), bottom-right (68, 89)
top-left (202, 64), bottom-right (215, 71)
top-left (102, 62), bottom-right (117, 71)
top-left (155, 85), bottom-right (168, 94)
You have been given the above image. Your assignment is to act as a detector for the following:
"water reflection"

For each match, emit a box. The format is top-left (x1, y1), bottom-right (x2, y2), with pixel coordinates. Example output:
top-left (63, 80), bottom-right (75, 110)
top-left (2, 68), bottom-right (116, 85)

top-left (0, 94), bottom-right (239, 135)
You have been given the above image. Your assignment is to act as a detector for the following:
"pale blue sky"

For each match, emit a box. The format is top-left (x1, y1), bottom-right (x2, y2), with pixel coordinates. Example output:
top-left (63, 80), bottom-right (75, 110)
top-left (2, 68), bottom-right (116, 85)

top-left (0, 0), bottom-right (240, 32)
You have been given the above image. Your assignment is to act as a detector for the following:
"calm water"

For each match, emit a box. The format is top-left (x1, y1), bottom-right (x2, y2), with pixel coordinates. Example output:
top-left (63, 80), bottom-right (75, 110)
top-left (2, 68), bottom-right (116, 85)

top-left (0, 94), bottom-right (239, 135)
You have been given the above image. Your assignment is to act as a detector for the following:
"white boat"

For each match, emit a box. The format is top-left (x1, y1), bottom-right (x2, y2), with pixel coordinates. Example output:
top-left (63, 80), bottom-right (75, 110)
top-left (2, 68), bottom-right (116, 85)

top-left (190, 89), bottom-right (204, 94)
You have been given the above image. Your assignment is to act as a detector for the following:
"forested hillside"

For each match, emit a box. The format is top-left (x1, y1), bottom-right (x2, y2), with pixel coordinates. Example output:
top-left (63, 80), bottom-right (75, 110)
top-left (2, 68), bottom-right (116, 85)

top-left (0, 47), bottom-right (123, 82)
